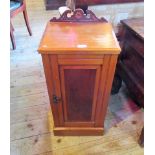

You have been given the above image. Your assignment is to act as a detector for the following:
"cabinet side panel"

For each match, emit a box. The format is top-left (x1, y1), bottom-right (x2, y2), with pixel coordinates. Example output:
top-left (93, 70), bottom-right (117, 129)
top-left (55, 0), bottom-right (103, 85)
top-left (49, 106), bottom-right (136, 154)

top-left (95, 55), bottom-right (118, 127)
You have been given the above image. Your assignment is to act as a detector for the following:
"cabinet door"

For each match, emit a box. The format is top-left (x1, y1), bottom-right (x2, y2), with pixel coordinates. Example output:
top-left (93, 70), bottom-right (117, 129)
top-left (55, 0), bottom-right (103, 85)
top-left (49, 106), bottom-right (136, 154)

top-left (58, 56), bottom-right (103, 127)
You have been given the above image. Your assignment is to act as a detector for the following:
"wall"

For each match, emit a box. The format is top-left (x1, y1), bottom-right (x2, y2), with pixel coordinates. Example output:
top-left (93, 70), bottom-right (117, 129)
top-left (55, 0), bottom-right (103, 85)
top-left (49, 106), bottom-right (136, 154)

top-left (13, 0), bottom-right (144, 33)
top-left (89, 2), bottom-right (144, 32)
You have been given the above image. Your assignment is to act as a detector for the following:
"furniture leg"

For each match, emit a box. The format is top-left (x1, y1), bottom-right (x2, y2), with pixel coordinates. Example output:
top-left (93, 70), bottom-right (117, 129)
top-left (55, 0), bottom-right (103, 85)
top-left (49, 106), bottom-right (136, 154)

top-left (139, 127), bottom-right (144, 147)
top-left (23, 9), bottom-right (32, 36)
top-left (10, 27), bottom-right (16, 50)
top-left (10, 20), bottom-right (14, 31)
top-left (111, 73), bottom-right (122, 94)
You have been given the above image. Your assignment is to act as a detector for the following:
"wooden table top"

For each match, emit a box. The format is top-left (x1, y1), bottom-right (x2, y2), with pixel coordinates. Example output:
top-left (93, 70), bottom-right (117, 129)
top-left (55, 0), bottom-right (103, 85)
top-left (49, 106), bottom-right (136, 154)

top-left (121, 17), bottom-right (144, 40)
top-left (38, 22), bottom-right (120, 55)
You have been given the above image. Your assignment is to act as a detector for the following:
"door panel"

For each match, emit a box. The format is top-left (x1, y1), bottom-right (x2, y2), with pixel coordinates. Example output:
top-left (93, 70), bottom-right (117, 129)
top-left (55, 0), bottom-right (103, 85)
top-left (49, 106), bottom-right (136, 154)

top-left (64, 68), bottom-right (95, 122)
top-left (59, 65), bottom-right (101, 125)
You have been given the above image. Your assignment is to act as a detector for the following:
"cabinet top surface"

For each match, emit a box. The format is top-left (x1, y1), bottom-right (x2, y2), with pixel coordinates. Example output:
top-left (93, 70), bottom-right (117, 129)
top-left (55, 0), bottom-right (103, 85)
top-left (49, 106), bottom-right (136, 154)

top-left (38, 22), bottom-right (120, 54)
top-left (121, 17), bottom-right (144, 39)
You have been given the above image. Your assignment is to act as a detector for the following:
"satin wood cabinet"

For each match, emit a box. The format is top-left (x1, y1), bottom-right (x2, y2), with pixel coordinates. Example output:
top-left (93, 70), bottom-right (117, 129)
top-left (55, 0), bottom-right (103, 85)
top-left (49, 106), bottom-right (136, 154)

top-left (38, 10), bottom-right (120, 135)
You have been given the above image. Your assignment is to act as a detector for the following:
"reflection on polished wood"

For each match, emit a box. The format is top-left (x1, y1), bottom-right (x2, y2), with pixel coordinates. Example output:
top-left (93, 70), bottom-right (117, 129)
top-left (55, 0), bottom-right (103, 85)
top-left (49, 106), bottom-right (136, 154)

top-left (38, 22), bottom-right (120, 54)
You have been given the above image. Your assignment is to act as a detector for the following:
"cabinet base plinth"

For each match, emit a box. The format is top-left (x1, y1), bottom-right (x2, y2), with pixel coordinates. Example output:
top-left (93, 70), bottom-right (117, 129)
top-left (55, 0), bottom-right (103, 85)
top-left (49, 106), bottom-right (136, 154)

top-left (53, 127), bottom-right (104, 136)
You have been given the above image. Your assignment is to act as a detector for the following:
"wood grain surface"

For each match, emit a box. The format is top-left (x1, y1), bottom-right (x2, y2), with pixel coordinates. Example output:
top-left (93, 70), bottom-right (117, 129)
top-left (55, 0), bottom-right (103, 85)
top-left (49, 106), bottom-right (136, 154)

top-left (38, 22), bottom-right (120, 54)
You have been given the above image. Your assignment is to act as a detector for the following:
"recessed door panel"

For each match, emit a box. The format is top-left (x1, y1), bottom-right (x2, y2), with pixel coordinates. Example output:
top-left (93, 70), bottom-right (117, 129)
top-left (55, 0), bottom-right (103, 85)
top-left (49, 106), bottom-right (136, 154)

top-left (60, 65), bottom-right (101, 124)
top-left (65, 69), bottom-right (95, 121)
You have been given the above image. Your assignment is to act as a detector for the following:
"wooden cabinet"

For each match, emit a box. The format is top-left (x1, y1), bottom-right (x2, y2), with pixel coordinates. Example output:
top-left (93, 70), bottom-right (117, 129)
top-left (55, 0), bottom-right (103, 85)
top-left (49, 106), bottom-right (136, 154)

top-left (38, 10), bottom-right (120, 135)
top-left (112, 17), bottom-right (144, 107)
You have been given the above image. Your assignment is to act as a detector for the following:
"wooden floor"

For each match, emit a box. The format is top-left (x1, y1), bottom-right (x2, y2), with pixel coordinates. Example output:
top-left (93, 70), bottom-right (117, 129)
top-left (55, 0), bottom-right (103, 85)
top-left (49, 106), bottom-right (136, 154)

top-left (10, 0), bottom-right (144, 154)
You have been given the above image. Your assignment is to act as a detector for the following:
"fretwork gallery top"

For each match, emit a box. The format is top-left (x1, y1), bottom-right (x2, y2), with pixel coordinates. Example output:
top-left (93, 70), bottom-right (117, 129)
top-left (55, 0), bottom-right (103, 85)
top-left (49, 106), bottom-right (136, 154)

top-left (38, 22), bottom-right (120, 54)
